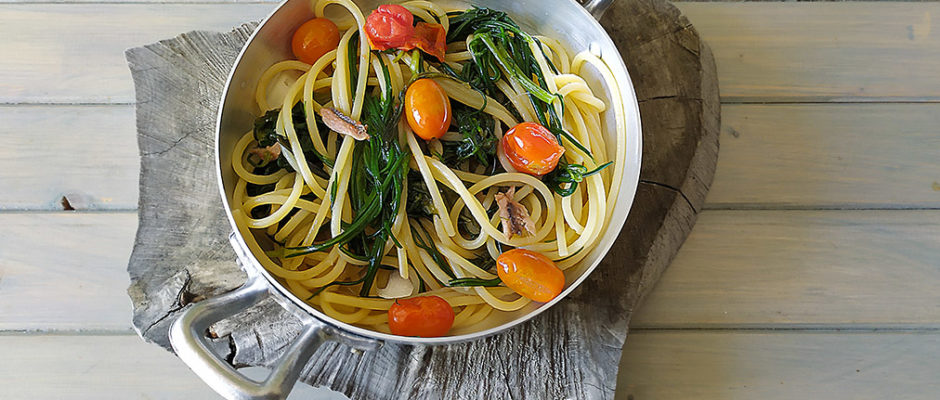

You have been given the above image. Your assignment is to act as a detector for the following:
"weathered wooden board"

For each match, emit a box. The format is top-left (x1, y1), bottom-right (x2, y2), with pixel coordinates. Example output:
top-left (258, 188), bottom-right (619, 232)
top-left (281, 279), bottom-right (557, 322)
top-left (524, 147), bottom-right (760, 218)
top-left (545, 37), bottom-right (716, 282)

top-left (617, 331), bottom-right (940, 400)
top-left (0, 212), bottom-right (137, 332)
top-left (4, 332), bottom-right (940, 400)
top-left (0, 4), bottom-right (271, 103)
top-left (679, 3), bottom-right (940, 102)
top-left (5, 103), bottom-right (939, 211)
top-left (125, 0), bottom-right (718, 398)
top-left (631, 210), bottom-right (940, 329)
top-left (6, 210), bottom-right (940, 333)
top-left (706, 104), bottom-right (940, 209)
top-left (0, 334), bottom-right (225, 399)
top-left (3, 3), bottom-right (940, 103)
top-left (0, 105), bottom-right (139, 211)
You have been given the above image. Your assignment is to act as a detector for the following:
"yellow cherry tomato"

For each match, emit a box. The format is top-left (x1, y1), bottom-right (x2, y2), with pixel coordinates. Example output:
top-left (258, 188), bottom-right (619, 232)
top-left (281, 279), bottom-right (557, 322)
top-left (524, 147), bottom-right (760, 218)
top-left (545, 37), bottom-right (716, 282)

top-left (292, 18), bottom-right (340, 65)
top-left (496, 248), bottom-right (565, 303)
top-left (405, 78), bottom-right (452, 140)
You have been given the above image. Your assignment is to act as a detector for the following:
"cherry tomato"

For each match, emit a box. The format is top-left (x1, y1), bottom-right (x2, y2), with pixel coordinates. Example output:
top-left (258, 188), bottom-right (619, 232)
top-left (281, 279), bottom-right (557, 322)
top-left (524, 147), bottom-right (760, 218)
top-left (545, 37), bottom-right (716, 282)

top-left (365, 4), bottom-right (415, 50)
top-left (408, 22), bottom-right (447, 62)
top-left (388, 295), bottom-right (455, 337)
top-left (405, 79), bottom-right (452, 140)
top-left (496, 249), bottom-right (565, 303)
top-left (501, 122), bottom-right (566, 176)
top-left (291, 18), bottom-right (341, 65)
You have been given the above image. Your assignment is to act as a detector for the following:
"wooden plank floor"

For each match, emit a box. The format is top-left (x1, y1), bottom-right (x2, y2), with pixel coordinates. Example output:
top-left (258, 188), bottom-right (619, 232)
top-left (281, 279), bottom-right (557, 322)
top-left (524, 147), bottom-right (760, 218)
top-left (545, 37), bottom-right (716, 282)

top-left (0, 2), bottom-right (937, 399)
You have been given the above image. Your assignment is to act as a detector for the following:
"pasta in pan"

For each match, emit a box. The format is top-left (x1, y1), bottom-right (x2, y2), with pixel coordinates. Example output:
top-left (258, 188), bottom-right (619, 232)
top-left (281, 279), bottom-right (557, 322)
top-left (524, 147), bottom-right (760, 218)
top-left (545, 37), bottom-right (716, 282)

top-left (230, 0), bottom-right (626, 337)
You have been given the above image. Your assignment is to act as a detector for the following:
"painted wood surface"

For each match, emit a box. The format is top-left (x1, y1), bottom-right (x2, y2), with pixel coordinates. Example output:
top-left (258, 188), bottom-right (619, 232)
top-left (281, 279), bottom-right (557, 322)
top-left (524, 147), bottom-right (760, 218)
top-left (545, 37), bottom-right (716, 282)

top-left (0, 212), bottom-right (137, 332)
top-left (2, 332), bottom-right (937, 400)
top-left (631, 210), bottom-right (940, 329)
top-left (680, 3), bottom-right (940, 102)
top-left (2, 3), bottom-right (940, 103)
top-left (1, 2), bottom-right (937, 399)
top-left (0, 105), bottom-right (138, 211)
top-left (707, 104), bottom-right (940, 209)
top-left (617, 331), bottom-right (940, 400)
top-left (0, 334), bottom-right (345, 400)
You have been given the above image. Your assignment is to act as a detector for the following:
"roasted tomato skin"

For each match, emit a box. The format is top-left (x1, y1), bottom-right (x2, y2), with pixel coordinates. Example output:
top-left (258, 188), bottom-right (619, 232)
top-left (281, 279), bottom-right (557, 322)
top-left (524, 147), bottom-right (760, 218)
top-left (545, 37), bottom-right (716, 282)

top-left (501, 122), bottom-right (566, 176)
top-left (408, 22), bottom-right (447, 62)
top-left (405, 79), bottom-right (452, 140)
top-left (388, 296), bottom-right (455, 337)
top-left (291, 18), bottom-right (341, 65)
top-left (496, 249), bottom-right (565, 303)
top-left (365, 4), bottom-right (415, 50)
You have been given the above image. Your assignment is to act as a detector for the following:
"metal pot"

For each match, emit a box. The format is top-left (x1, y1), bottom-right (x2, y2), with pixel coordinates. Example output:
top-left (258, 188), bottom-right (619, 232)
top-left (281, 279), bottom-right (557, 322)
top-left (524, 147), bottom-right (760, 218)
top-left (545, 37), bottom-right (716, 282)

top-left (169, 0), bottom-right (641, 398)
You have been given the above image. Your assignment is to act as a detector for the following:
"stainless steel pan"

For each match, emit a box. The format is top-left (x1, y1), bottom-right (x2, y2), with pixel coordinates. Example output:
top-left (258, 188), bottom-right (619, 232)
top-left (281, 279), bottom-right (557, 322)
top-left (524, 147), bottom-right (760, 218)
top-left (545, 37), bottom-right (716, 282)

top-left (169, 0), bottom-right (641, 398)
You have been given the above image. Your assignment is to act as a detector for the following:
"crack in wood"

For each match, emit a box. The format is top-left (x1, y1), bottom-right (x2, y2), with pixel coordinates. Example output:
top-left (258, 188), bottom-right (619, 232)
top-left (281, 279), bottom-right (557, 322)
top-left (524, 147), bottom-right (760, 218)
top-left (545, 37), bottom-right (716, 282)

top-left (640, 179), bottom-right (699, 213)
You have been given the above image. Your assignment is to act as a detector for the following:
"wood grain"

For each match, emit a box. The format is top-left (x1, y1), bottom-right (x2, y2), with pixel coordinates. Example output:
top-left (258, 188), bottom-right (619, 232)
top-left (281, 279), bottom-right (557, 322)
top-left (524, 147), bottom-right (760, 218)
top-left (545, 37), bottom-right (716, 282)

top-left (617, 331), bottom-right (940, 400)
top-left (0, 105), bottom-right (138, 211)
top-left (631, 210), bottom-right (940, 329)
top-left (677, 2), bottom-right (940, 102)
top-left (2, 3), bottom-right (940, 103)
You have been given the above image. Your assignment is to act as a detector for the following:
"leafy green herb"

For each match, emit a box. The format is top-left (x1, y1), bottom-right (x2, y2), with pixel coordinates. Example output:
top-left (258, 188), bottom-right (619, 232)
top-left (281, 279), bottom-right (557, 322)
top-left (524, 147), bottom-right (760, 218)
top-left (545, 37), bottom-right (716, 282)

top-left (446, 7), bottom-right (609, 197)
top-left (438, 103), bottom-right (499, 168)
top-left (282, 58), bottom-right (409, 297)
top-left (410, 222), bottom-right (455, 279)
top-left (448, 276), bottom-right (502, 287)
top-left (406, 170), bottom-right (437, 219)
top-left (543, 161), bottom-right (614, 196)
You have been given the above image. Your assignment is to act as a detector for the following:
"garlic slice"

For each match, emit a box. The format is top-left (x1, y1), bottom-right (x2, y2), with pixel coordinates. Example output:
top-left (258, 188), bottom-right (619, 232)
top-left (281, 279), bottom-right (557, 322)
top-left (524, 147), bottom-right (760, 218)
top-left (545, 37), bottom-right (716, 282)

top-left (377, 271), bottom-right (417, 299)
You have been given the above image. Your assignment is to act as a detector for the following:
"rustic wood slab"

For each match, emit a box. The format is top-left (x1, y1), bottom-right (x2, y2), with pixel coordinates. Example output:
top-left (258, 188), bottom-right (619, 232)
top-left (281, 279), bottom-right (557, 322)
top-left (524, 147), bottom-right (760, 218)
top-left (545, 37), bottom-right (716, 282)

top-left (125, 0), bottom-right (719, 398)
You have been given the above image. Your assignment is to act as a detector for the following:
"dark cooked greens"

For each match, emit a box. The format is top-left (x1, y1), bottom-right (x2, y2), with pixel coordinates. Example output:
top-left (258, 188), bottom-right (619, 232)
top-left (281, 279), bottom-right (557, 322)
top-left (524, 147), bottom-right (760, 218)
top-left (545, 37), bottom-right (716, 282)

top-left (445, 7), bottom-right (608, 196)
top-left (280, 58), bottom-right (410, 297)
top-left (437, 103), bottom-right (499, 168)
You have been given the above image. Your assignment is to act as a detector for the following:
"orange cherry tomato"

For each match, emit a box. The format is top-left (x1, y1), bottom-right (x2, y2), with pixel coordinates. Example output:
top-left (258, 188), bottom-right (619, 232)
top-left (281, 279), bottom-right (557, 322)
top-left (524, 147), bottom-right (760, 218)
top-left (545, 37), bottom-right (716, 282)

top-left (388, 295), bottom-right (455, 337)
top-left (405, 79), bottom-right (452, 140)
top-left (501, 122), bottom-right (566, 176)
top-left (292, 18), bottom-right (341, 65)
top-left (496, 249), bottom-right (565, 303)
top-left (365, 4), bottom-right (415, 50)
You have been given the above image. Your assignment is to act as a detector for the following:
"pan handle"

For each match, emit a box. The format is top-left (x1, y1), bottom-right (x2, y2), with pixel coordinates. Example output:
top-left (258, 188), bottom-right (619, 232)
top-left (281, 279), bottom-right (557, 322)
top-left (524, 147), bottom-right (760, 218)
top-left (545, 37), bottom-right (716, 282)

top-left (169, 273), bottom-right (328, 400)
top-left (580, 0), bottom-right (615, 19)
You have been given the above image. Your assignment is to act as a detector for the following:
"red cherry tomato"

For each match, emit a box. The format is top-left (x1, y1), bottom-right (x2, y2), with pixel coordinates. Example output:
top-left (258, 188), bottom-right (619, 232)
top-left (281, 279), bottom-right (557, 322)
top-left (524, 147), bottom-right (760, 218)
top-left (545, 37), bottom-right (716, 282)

top-left (388, 296), bottom-right (455, 337)
top-left (291, 18), bottom-right (341, 65)
top-left (365, 4), bottom-right (414, 50)
top-left (496, 249), bottom-right (565, 303)
top-left (501, 122), bottom-right (566, 176)
top-left (405, 79), bottom-right (452, 140)
top-left (408, 22), bottom-right (447, 62)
